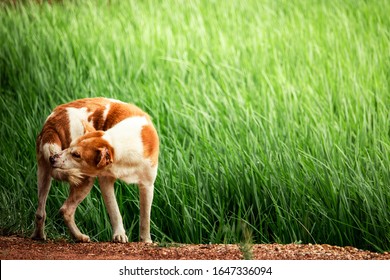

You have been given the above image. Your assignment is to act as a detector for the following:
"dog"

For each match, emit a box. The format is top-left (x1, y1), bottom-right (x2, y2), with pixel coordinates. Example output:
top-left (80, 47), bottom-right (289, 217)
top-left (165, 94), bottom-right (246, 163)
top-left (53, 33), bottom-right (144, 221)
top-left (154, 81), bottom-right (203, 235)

top-left (31, 97), bottom-right (159, 243)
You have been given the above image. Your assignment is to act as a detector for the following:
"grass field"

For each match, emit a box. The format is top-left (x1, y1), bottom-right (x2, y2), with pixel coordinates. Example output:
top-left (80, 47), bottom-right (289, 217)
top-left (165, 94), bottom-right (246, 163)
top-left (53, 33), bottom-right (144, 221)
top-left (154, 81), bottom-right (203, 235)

top-left (1, 0), bottom-right (389, 252)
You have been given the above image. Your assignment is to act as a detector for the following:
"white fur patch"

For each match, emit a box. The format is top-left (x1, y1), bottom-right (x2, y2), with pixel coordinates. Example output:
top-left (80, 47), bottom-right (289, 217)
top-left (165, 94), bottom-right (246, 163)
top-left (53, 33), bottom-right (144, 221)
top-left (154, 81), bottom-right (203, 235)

top-left (104, 116), bottom-right (148, 160)
top-left (102, 116), bottom-right (151, 184)
top-left (103, 103), bottom-right (110, 121)
top-left (67, 107), bottom-right (90, 143)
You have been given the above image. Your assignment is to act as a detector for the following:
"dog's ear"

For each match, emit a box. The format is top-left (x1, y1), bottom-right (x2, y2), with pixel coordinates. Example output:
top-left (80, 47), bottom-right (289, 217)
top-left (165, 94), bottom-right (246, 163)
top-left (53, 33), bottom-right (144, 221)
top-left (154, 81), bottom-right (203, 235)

top-left (96, 147), bottom-right (113, 168)
top-left (82, 120), bottom-right (96, 134)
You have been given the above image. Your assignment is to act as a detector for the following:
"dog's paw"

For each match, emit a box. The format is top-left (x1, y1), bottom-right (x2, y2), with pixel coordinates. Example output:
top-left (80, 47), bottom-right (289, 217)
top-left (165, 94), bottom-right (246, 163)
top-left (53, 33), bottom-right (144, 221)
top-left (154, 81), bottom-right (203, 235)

top-left (140, 236), bottom-right (153, 243)
top-left (113, 233), bottom-right (128, 243)
top-left (76, 234), bottom-right (91, 243)
top-left (31, 231), bottom-right (47, 241)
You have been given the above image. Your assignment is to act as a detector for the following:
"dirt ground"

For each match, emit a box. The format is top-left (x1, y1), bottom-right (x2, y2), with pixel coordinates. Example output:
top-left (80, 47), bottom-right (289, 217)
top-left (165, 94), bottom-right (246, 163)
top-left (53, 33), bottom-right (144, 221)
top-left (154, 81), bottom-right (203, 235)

top-left (1, 235), bottom-right (389, 260)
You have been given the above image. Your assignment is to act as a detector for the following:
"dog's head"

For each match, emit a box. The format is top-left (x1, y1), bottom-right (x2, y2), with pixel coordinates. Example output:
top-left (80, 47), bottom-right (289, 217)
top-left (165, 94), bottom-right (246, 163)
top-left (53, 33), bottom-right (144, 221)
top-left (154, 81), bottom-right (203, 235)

top-left (50, 121), bottom-right (114, 185)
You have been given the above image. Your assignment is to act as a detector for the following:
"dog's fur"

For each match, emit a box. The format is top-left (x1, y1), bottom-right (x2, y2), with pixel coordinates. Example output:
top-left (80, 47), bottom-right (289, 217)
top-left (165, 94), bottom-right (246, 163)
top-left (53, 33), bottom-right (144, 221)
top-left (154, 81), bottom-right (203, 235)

top-left (31, 98), bottom-right (159, 243)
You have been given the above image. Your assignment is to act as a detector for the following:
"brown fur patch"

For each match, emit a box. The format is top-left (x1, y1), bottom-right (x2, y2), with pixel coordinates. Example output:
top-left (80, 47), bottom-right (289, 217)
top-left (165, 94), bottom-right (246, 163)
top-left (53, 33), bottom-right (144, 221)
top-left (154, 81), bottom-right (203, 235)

top-left (141, 124), bottom-right (159, 167)
top-left (74, 134), bottom-right (115, 170)
top-left (75, 131), bottom-right (105, 144)
top-left (37, 109), bottom-right (71, 151)
top-left (103, 103), bottom-right (150, 130)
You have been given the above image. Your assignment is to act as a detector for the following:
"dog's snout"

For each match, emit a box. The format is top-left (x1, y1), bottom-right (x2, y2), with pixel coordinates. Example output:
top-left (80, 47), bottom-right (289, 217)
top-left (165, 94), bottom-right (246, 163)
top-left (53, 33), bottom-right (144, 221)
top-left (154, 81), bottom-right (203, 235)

top-left (49, 155), bottom-right (55, 165)
top-left (49, 154), bottom-right (59, 165)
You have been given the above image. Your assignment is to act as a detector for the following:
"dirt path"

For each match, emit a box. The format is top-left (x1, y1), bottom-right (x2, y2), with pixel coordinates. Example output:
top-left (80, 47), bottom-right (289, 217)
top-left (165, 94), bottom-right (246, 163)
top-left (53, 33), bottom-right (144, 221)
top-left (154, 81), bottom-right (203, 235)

top-left (1, 236), bottom-right (389, 260)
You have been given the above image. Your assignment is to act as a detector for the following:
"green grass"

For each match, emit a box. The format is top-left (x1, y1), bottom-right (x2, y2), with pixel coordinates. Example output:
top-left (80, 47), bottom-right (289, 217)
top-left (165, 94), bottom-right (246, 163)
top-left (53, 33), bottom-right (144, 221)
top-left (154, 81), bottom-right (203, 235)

top-left (1, 0), bottom-right (389, 252)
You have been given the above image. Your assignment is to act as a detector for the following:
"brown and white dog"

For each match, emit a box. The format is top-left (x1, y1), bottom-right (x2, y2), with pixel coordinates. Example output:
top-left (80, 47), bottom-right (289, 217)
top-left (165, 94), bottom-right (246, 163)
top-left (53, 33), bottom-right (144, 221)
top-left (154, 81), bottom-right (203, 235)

top-left (31, 98), bottom-right (159, 243)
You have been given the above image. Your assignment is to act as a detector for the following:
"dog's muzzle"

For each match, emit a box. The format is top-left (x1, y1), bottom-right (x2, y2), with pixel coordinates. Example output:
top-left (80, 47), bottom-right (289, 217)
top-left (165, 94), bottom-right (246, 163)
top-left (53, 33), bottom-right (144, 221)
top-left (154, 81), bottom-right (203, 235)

top-left (49, 154), bottom-right (60, 166)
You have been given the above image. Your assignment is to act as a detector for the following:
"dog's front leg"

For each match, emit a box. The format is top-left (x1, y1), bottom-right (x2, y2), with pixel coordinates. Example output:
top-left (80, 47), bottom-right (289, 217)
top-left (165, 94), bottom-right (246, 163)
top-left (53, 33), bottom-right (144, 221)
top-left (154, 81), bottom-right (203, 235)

top-left (99, 176), bottom-right (128, 243)
top-left (60, 177), bottom-right (94, 242)
top-left (31, 160), bottom-right (52, 240)
top-left (139, 183), bottom-right (154, 243)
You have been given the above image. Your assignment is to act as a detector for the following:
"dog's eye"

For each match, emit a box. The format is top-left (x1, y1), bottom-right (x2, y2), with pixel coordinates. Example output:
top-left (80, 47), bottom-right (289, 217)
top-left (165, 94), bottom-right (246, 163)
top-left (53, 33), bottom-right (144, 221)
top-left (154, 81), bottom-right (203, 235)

top-left (71, 152), bottom-right (81, 159)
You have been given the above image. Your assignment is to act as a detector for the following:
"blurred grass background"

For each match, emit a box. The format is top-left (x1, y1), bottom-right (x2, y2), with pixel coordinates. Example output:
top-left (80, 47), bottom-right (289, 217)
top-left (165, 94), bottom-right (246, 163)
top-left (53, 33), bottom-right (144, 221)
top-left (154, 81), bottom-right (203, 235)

top-left (1, 0), bottom-right (389, 251)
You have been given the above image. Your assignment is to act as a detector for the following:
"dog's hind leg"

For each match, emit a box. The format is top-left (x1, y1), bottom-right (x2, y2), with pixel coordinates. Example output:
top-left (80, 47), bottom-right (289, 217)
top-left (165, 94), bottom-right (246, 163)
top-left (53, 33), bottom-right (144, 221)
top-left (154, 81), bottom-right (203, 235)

top-left (139, 183), bottom-right (154, 243)
top-left (31, 159), bottom-right (52, 240)
top-left (98, 176), bottom-right (128, 243)
top-left (60, 177), bottom-right (94, 242)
